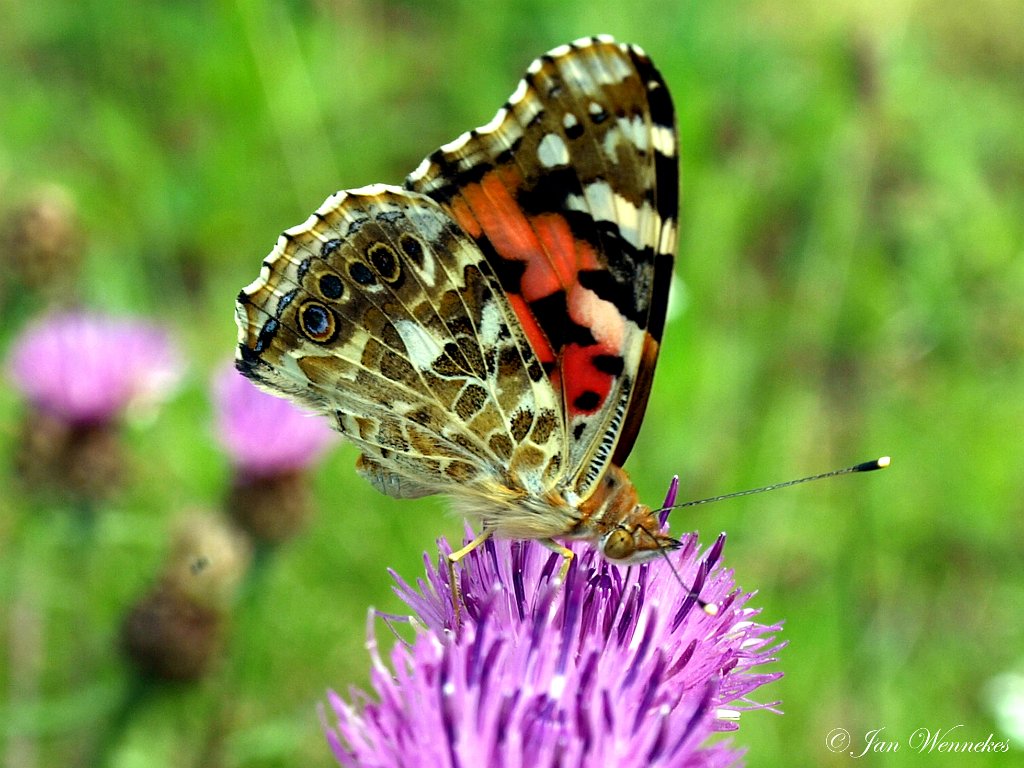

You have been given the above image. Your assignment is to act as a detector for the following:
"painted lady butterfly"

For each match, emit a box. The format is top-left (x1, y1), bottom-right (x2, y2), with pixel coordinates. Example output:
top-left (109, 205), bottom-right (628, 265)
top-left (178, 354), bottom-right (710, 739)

top-left (235, 36), bottom-right (679, 575)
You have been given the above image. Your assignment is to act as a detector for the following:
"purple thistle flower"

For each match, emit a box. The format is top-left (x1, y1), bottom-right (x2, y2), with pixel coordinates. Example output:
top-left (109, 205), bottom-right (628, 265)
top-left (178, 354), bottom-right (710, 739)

top-left (213, 364), bottom-right (338, 478)
top-left (324, 531), bottom-right (783, 767)
top-left (6, 310), bottom-right (182, 425)
top-left (215, 364), bottom-right (340, 542)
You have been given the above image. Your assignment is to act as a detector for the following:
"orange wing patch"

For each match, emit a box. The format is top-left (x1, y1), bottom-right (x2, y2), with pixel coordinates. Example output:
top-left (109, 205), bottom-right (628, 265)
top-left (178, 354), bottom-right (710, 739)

top-left (445, 167), bottom-right (630, 418)
top-left (405, 37), bottom-right (678, 495)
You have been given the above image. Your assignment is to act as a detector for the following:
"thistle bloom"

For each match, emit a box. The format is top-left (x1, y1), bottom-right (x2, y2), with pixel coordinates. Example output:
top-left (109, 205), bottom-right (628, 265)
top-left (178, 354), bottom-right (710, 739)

top-left (325, 530), bottom-right (783, 767)
top-left (6, 311), bottom-right (181, 499)
top-left (7, 310), bottom-right (181, 426)
top-left (213, 364), bottom-right (338, 478)
top-left (213, 365), bottom-right (338, 542)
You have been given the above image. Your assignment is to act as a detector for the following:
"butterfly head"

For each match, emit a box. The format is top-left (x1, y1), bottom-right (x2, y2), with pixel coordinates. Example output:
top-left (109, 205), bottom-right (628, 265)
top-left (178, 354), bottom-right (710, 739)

top-left (599, 507), bottom-right (681, 564)
top-left (580, 465), bottom-right (681, 564)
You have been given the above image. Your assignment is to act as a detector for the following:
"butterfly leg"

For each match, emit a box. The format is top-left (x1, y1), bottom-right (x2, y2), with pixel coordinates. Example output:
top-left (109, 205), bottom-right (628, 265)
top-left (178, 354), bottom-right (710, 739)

top-left (447, 528), bottom-right (494, 629)
top-left (539, 538), bottom-right (575, 584)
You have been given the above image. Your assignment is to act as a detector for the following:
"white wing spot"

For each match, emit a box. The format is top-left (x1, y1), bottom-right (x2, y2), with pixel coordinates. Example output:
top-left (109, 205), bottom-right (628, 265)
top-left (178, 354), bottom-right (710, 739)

top-left (478, 298), bottom-right (504, 347)
top-left (615, 115), bottom-right (649, 152)
top-left (651, 125), bottom-right (676, 157)
top-left (563, 112), bottom-right (578, 130)
top-left (509, 78), bottom-right (529, 104)
top-left (659, 221), bottom-right (677, 255)
top-left (537, 133), bottom-right (569, 168)
top-left (394, 319), bottom-right (443, 371)
top-left (441, 131), bottom-right (472, 154)
top-left (478, 107), bottom-right (509, 135)
top-left (565, 181), bottom-right (646, 250)
top-left (418, 250), bottom-right (437, 286)
top-left (409, 157), bottom-right (432, 182)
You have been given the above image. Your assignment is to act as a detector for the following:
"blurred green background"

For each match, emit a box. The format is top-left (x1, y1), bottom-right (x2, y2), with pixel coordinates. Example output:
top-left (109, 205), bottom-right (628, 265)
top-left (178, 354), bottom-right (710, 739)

top-left (2, 0), bottom-right (1022, 766)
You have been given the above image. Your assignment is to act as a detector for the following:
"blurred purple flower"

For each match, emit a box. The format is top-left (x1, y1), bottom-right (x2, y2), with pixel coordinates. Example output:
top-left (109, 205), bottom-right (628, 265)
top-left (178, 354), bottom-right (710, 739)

top-left (7, 310), bottom-right (182, 425)
top-left (325, 532), bottom-right (783, 767)
top-left (213, 364), bottom-right (338, 478)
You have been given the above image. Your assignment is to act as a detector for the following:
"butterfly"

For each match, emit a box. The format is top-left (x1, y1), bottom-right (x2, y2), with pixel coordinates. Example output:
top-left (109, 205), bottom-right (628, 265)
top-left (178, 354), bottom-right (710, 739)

top-left (235, 35), bottom-right (680, 580)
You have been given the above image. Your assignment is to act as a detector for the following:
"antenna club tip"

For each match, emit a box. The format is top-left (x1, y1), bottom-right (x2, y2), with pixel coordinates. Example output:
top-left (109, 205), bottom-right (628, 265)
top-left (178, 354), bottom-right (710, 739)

top-left (853, 456), bottom-right (891, 472)
top-left (702, 602), bottom-right (719, 616)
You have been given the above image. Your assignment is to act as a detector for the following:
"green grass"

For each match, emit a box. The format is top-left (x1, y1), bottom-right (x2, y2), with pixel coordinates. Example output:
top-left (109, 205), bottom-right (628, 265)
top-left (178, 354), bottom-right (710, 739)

top-left (2, 1), bottom-right (1022, 766)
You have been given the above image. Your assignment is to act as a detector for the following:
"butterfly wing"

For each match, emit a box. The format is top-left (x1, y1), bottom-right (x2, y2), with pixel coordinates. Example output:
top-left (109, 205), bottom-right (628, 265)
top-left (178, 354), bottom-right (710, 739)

top-left (236, 185), bottom-right (565, 501)
top-left (235, 37), bottom-right (678, 528)
top-left (406, 36), bottom-right (678, 500)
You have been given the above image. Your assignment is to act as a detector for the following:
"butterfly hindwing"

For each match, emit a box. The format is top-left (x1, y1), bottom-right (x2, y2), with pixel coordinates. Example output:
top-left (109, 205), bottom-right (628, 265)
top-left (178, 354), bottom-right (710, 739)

top-left (406, 35), bottom-right (678, 501)
top-left (236, 185), bottom-right (565, 500)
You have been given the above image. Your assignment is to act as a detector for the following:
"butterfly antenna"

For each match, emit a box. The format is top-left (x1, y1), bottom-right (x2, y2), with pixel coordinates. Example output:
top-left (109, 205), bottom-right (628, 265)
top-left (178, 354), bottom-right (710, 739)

top-left (648, 456), bottom-right (890, 614)
top-left (657, 456), bottom-right (890, 514)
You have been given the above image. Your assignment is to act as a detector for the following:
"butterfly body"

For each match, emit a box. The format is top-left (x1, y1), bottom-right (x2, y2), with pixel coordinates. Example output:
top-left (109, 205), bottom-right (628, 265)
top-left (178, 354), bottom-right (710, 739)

top-left (236, 36), bottom-right (679, 564)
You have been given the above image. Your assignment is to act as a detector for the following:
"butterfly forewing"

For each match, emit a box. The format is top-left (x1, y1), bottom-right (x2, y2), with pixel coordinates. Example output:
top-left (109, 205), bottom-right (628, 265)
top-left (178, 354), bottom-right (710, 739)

top-left (406, 36), bottom-right (678, 501)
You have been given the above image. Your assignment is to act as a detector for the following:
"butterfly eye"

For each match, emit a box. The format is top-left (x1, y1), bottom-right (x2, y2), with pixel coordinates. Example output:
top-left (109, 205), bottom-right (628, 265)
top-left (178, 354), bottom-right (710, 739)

top-left (399, 233), bottom-right (425, 267)
top-left (366, 242), bottom-right (401, 283)
top-left (319, 273), bottom-right (344, 300)
top-left (602, 529), bottom-right (636, 561)
top-left (348, 261), bottom-right (376, 286)
top-left (298, 301), bottom-right (337, 343)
